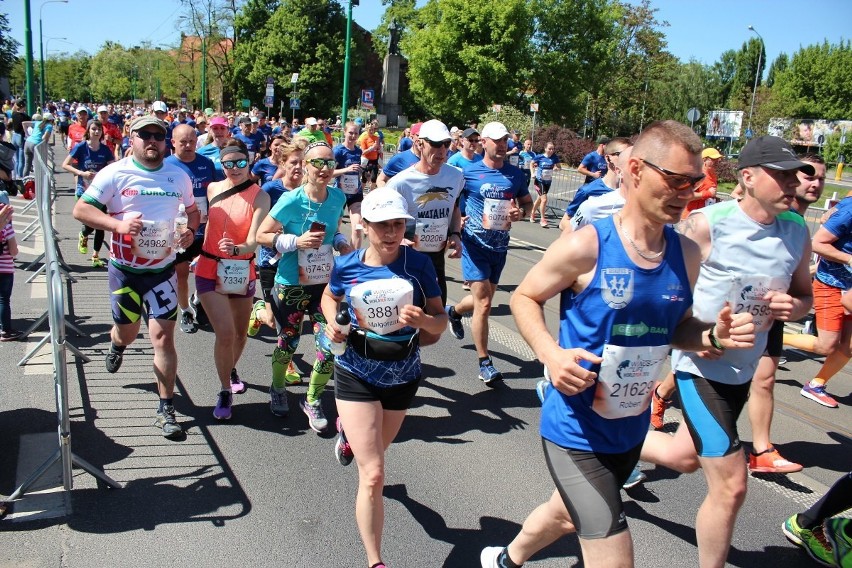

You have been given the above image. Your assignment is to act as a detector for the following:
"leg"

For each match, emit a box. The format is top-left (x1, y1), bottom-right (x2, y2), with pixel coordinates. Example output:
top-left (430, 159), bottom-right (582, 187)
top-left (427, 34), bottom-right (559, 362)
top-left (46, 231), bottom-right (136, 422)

top-left (199, 291), bottom-right (246, 390)
top-left (469, 280), bottom-right (497, 358)
top-left (146, 317), bottom-right (179, 399)
top-left (175, 262), bottom-right (191, 311)
top-left (748, 355), bottom-right (778, 454)
top-left (0, 273), bottom-right (14, 332)
top-left (539, 193), bottom-right (549, 223)
top-left (505, 490), bottom-right (577, 564)
top-left (640, 425), bottom-right (701, 473)
top-left (657, 371), bottom-right (677, 400)
top-left (695, 452), bottom-right (748, 568)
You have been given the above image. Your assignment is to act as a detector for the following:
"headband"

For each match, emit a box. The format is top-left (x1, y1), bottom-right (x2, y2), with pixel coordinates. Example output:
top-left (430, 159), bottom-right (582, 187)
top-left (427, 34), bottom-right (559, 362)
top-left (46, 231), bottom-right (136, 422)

top-left (219, 145), bottom-right (247, 160)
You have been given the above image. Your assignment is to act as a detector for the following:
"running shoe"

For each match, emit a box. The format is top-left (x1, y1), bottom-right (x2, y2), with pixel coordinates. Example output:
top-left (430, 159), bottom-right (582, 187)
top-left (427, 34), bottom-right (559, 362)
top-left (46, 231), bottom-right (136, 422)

top-left (247, 299), bottom-right (265, 337)
top-left (622, 466), bottom-right (647, 489)
top-left (748, 446), bottom-right (803, 474)
top-left (301, 398), bottom-right (328, 433)
top-left (78, 231), bottom-right (88, 255)
top-left (0, 329), bottom-right (23, 342)
top-left (154, 404), bottom-right (183, 439)
top-left (269, 386), bottom-right (289, 417)
top-left (446, 305), bottom-right (464, 340)
top-left (91, 256), bottom-right (105, 268)
top-left (213, 390), bottom-right (232, 420)
top-left (105, 350), bottom-right (123, 373)
top-left (650, 383), bottom-right (672, 430)
top-left (335, 417), bottom-right (354, 466)
top-left (529, 215), bottom-right (536, 224)
top-left (826, 517), bottom-right (852, 568)
top-left (230, 368), bottom-right (247, 394)
top-left (783, 514), bottom-right (835, 566)
top-left (801, 382), bottom-right (839, 408)
top-left (535, 379), bottom-right (551, 404)
top-left (480, 546), bottom-right (505, 568)
top-left (479, 360), bottom-right (503, 387)
top-left (179, 310), bottom-right (198, 334)
top-left (540, 219), bottom-right (548, 228)
top-left (284, 361), bottom-right (302, 386)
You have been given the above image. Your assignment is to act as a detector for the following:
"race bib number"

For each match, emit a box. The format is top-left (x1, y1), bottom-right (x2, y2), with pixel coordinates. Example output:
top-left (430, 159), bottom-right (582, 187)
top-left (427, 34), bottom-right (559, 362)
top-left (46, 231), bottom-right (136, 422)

top-left (340, 173), bottom-right (360, 195)
top-left (298, 244), bottom-right (334, 285)
top-left (508, 155), bottom-right (519, 167)
top-left (350, 278), bottom-right (414, 335)
top-left (592, 344), bottom-right (669, 419)
top-left (728, 274), bottom-right (789, 332)
top-left (415, 217), bottom-right (449, 252)
top-left (216, 259), bottom-right (251, 295)
top-left (541, 168), bottom-right (553, 181)
top-left (131, 220), bottom-right (172, 260)
top-left (482, 198), bottom-right (512, 231)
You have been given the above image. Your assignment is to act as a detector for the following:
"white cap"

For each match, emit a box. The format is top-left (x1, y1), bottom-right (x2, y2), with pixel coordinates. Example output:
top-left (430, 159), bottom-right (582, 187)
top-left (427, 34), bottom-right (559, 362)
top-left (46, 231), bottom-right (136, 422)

top-left (361, 189), bottom-right (414, 223)
top-left (76, 106), bottom-right (89, 115)
top-left (97, 105), bottom-right (108, 113)
top-left (250, 116), bottom-right (259, 123)
top-left (305, 117), bottom-right (318, 126)
top-left (179, 108), bottom-right (188, 113)
top-left (481, 121), bottom-right (509, 140)
top-left (42, 112), bottom-right (55, 121)
top-left (449, 126), bottom-right (459, 134)
top-left (152, 101), bottom-right (168, 113)
top-left (134, 109), bottom-right (144, 116)
top-left (418, 119), bottom-right (451, 142)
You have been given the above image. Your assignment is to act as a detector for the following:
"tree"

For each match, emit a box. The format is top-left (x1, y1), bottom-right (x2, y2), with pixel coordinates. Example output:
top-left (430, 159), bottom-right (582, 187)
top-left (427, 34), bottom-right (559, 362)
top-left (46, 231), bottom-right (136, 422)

top-left (646, 58), bottom-right (723, 131)
top-left (372, 0), bottom-right (419, 60)
top-left (402, 0), bottom-right (534, 125)
top-left (44, 51), bottom-right (92, 102)
top-left (88, 42), bottom-right (137, 102)
top-left (766, 52), bottom-right (788, 88)
top-left (0, 11), bottom-right (19, 94)
top-left (772, 40), bottom-right (852, 119)
top-left (726, 37), bottom-right (765, 109)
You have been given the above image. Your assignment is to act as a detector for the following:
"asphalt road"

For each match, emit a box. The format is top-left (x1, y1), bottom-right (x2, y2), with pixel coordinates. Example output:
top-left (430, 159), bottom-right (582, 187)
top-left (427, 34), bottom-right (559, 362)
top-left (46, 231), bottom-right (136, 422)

top-left (0, 145), bottom-right (849, 568)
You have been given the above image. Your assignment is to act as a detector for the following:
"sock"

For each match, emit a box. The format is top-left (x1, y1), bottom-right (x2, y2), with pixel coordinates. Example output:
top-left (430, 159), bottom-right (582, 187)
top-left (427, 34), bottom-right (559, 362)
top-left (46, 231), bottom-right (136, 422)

top-left (809, 379), bottom-right (826, 388)
top-left (479, 356), bottom-right (491, 367)
top-left (498, 548), bottom-right (522, 568)
top-left (158, 397), bottom-right (173, 412)
top-left (110, 343), bottom-right (126, 354)
top-left (306, 352), bottom-right (334, 403)
top-left (448, 305), bottom-right (459, 319)
top-left (272, 346), bottom-right (293, 390)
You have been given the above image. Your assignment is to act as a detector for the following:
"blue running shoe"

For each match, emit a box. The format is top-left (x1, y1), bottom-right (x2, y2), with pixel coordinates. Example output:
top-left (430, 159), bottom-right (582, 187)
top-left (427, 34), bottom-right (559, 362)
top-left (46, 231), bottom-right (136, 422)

top-left (479, 360), bottom-right (503, 387)
top-left (446, 305), bottom-right (464, 340)
top-left (622, 466), bottom-right (646, 489)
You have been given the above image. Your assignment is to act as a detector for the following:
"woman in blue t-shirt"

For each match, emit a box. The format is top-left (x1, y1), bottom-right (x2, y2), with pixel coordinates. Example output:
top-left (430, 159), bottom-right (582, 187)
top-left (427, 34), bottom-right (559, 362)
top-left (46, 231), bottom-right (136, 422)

top-left (62, 120), bottom-right (115, 267)
top-left (321, 188), bottom-right (448, 568)
top-left (22, 113), bottom-right (55, 176)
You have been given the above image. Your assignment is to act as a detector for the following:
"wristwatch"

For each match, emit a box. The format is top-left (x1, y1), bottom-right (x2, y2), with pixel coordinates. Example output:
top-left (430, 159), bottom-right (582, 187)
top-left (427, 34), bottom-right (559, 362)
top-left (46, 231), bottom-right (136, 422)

top-left (232, 245), bottom-right (240, 256)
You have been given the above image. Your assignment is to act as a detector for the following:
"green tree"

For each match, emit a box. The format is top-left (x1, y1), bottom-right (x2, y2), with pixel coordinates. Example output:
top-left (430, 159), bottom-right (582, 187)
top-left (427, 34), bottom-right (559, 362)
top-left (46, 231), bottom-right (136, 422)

top-left (402, 0), bottom-right (534, 125)
top-left (726, 37), bottom-right (765, 109)
top-left (646, 58), bottom-right (723, 131)
top-left (0, 11), bottom-right (19, 92)
top-left (372, 0), bottom-right (419, 60)
top-left (766, 52), bottom-right (788, 88)
top-left (88, 42), bottom-right (136, 102)
top-left (44, 51), bottom-right (92, 101)
top-left (772, 40), bottom-right (852, 119)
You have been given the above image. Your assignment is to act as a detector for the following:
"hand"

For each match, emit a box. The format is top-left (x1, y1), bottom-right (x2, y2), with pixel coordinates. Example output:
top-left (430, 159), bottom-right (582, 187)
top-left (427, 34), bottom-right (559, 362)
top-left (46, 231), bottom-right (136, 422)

top-left (460, 215), bottom-right (468, 230)
top-left (297, 229), bottom-right (325, 249)
top-left (714, 304), bottom-right (755, 350)
top-left (325, 319), bottom-right (347, 343)
top-left (347, 164), bottom-right (360, 174)
top-left (84, 171), bottom-right (96, 181)
top-left (337, 243), bottom-right (354, 255)
top-left (543, 348), bottom-right (603, 396)
top-left (0, 203), bottom-right (12, 226)
top-left (765, 290), bottom-right (794, 322)
top-left (217, 235), bottom-right (235, 254)
top-left (446, 234), bottom-right (462, 259)
top-left (398, 304), bottom-right (427, 328)
top-left (508, 203), bottom-right (522, 222)
top-left (178, 228), bottom-right (194, 249)
top-left (696, 347), bottom-right (725, 360)
top-left (116, 215), bottom-right (143, 235)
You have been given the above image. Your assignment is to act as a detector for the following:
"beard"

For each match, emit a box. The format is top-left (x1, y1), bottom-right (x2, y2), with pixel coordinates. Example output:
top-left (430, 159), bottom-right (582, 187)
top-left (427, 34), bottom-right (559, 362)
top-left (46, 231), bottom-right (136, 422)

top-left (134, 145), bottom-right (163, 166)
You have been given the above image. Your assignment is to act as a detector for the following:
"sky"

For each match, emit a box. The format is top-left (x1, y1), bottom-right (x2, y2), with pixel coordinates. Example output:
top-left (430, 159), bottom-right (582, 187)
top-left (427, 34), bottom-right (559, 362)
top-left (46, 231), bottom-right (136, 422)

top-left (6, 0), bottom-right (850, 70)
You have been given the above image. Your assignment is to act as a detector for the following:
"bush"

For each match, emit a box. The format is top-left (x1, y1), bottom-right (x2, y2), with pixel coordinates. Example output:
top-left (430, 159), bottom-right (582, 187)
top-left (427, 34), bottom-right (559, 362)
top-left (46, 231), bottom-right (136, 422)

top-left (715, 158), bottom-right (738, 184)
top-left (533, 124), bottom-right (595, 167)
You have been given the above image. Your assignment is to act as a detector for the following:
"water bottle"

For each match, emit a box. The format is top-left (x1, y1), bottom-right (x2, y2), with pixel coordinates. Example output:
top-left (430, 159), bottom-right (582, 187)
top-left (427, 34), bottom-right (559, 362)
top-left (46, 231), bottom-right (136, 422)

top-left (174, 204), bottom-right (188, 253)
top-left (329, 302), bottom-right (351, 356)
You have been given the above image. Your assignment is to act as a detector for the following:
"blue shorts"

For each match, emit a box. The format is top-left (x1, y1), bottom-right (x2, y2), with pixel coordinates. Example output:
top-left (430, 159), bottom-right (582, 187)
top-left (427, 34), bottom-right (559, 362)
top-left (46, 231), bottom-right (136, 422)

top-left (461, 236), bottom-right (507, 284)
top-left (675, 371), bottom-right (750, 458)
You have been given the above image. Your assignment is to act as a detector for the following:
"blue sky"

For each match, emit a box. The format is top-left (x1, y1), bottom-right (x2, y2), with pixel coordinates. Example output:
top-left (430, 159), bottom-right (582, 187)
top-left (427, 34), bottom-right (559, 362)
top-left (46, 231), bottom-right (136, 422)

top-left (7, 0), bottom-right (849, 70)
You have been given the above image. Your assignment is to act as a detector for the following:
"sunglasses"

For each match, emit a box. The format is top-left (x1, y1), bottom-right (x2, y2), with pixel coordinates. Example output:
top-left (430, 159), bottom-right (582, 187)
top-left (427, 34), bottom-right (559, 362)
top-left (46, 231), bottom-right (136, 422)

top-left (425, 140), bottom-right (451, 148)
top-left (640, 159), bottom-right (705, 190)
top-left (135, 130), bottom-right (166, 141)
top-left (307, 158), bottom-right (336, 170)
top-left (222, 159), bottom-right (249, 169)
top-left (467, 138), bottom-right (481, 144)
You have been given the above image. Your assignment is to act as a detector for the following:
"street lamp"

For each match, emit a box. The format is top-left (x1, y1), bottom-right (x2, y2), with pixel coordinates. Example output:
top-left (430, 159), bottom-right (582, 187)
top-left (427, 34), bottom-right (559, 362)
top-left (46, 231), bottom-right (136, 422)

top-left (39, 0), bottom-right (69, 107)
top-left (747, 25), bottom-right (764, 135)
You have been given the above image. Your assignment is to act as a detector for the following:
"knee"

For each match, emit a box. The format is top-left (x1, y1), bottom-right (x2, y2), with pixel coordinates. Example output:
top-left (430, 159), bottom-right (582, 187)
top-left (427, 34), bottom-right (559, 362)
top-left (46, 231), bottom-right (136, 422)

top-left (713, 478), bottom-right (747, 508)
top-left (473, 295), bottom-right (493, 313)
top-left (676, 456), bottom-right (701, 474)
top-left (751, 372), bottom-right (775, 391)
top-left (358, 462), bottom-right (385, 493)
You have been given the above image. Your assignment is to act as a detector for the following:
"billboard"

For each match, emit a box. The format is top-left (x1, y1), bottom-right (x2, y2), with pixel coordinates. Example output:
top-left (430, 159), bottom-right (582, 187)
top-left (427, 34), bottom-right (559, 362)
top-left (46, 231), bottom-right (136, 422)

top-left (706, 110), bottom-right (744, 139)
top-left (768, 118), bottom-right (852, 147)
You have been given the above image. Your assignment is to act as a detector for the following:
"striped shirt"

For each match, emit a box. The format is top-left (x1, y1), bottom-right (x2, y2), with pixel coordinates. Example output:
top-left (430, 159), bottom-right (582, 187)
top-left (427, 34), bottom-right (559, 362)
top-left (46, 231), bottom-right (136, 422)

top-left (0, 223), bottom-right (15, 273)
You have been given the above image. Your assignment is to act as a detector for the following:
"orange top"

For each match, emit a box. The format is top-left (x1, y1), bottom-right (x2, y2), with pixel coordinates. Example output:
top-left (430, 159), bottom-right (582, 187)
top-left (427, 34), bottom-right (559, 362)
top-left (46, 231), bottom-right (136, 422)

top-left (196, 183), bottom-right (261, 280)
top-left (683, 170), bottom-right (718, 217)
top-left (359, 131), bottom-right (380, 160)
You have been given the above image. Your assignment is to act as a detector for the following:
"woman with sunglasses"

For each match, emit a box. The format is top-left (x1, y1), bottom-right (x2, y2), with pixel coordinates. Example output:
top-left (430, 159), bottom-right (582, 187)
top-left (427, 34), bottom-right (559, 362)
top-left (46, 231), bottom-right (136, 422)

top-left (63, 119), bottom-right (115, 267)
top-left (256, 141), bottom-right (350, 429)
top-left (194, 139), bottom-right (270, 420)
top-left (321, 188), bottom-right (448, 568)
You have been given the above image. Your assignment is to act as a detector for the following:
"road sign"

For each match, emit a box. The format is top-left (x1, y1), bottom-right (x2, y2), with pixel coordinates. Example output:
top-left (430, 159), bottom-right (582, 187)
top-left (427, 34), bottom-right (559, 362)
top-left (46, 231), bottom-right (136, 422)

top-left (290, 98), bottom-right (300, 110)
top-left (686, 107), bottom-right (700, 123)
top-left (180, 91), bottom-right (187, 106)
top-left (265, 85), bottom-right (275, 97)
top-left (530, 103), bottom-right (539, 112)
top-left (361, 89), bottom-right (374, 109)
top-left (241, 98), bottom-right (250, 109)
top-left (266, 76), bottom-right (275, 86)
top-left (492, 104), bottom-right (502, 113)
top-left (291, 73), bottom-right (299, 84)
top-left (264, 96), bottom-right (274, 107)
top-left (745, 128), bottom-right (754, 139)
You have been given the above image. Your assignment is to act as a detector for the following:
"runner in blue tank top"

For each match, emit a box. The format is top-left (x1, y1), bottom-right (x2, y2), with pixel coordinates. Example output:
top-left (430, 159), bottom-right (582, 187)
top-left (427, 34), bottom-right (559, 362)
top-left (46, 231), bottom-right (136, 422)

top-left (480, 121), bottom-right (755, 568)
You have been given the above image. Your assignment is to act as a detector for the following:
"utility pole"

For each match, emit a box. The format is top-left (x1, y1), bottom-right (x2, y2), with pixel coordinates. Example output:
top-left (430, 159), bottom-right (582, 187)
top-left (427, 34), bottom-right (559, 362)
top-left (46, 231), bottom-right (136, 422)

top-left (24, 1), bottom-right (36, 114)
top-left (341, 0), bottom-right (357, 126)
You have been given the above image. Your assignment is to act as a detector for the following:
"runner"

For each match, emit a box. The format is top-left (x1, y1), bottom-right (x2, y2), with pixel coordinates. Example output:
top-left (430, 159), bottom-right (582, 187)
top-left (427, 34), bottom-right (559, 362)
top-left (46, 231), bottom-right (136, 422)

top-left (194, 139), bottom-right (269, 420)
top-left (322, 188), bottom-right (447, 568)
top-left (197, 116), bottom-right (233, 177)
top-left (577, 136), bottom-right (609, 183)
top-left (445, 122), bottom-right (532, 385)
top-left (565, 145), bottom-right (633, 232)
top-left (560, 137), bottom-right (631, 229)
top-left (682, 147), bottom-right (722, 219)
top-left (332, 121), bottom-right (365, 250)
top-left (72, 115), bottom-right (199, 439)
top-left (480, 120), bottom-right (755, 568)
top-left (358, 121), bottom-right (382, 191)
top-left (251, 134), bottom-right (287, 185)
top-left (255, 141), bottom-right (349, 427)
top-left (529, 142), bottom-right (561, 228)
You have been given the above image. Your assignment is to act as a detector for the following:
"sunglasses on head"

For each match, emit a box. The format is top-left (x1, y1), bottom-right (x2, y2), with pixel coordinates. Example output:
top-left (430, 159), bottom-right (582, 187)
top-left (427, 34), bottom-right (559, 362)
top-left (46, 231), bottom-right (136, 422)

top-left (307, 158), bottom-right (336, 170)
top-left (640, 158), bottom-right (706, 190)
top-left (425, 139), bottom-right (451, 148)
top-left (135, 130), bottom-right (166, 141)
top-left (222, 158), bottom-right (249, 169)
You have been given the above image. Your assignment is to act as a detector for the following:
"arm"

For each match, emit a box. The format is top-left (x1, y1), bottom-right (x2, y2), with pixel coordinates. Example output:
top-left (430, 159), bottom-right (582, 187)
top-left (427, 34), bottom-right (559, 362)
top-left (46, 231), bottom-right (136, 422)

top-left (321, 284), bottom-right (347, 342)
top-left (511, 193), bottom-right (533, 222)
top-left (765, 240), bottom-right (813, 322)
top-left (400, 296), bottom-right (448, 347)
top-left (72, 198), bottom-right (141, 235)
top-left (577, 164), bottom-right (597, 178)
top-left (219, 191), bottom-right (269, 255)
top-left (446, 205), bottom-right (463, 259)
top-left (812, 226), bottom-right (850, 264)
top-left (376, 171), bottom-right (390, 187)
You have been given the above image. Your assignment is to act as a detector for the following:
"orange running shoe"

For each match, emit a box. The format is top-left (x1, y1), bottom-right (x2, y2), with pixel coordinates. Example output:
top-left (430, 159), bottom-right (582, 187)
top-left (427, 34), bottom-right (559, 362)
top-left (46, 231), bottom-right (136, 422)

top-left (650, 382), bottom-right (671, 430)
top-left (749, 446), bottom-right (803, 474)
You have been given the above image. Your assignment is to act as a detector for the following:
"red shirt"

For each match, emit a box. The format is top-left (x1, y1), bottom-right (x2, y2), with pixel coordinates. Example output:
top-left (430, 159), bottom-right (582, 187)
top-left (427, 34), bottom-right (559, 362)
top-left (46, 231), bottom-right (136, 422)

top-left (68, 123), bottom-right (87, 150)
top-left (684, 169), bottom-right (718, 216)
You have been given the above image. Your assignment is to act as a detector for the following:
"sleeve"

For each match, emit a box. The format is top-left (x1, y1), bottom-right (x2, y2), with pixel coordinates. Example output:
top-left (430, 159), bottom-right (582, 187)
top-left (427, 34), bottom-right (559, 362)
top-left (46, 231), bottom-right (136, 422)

top-left (69, 142), bottom-right (84, 164)
top-left (565, 186), bottom-right (588, 217)
top-left (178, 170), bottom-right (195, 208)
top-left (417, 255), bottom-right (441, 299)
top-left (328, 255), bottom-right (349, 297)
top-left (823, 201), bottom-right (852, 239)
top-left (580, 153), bottom-right (593, 168)
top-left (514, 170), bottom-right (530, 199)
top-left (251, 160), bottom-right (264, 177)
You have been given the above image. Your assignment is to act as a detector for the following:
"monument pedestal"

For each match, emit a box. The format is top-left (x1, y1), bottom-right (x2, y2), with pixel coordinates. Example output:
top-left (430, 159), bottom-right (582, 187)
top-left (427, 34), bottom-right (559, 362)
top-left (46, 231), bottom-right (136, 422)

top-left (380, 54), bottom-right (401, 127)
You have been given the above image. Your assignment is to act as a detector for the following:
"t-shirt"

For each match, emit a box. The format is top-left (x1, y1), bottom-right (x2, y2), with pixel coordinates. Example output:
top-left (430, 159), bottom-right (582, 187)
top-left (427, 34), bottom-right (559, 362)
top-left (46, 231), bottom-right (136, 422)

top-left (70, 141), bottom-right (114, 197)
top-left (519, 150), bottom-right (536, 170)
top-left (358, 131), bottom-right (381, 161)
top-left (0, 222), bottom-right (15, 273)
top-left (447, 152), bottom-right (483, 169)
top-left (570, 189), bottom-right (625, 231)
top-left (267, 184), bottom-right (346, 286)
top-left (381, 149), bottom-right (419, 179)
top-left (580, 150), bottom-right (607, 183)
top-left (533, 153), bottom-right (561, 182)
top-left (329, 246), bottom-right (441, 387)
top-left (298, 129), bottom-right (327, 144)
top-left (81, 157), bottom-right (194, 272)
top-left (26, 121), bottom-right (53, 144)
top-left (333, 144), bottom-right (363, 195)
top-left (565, 178), bottom-right (614, 217)
top-left (398, 137), bottom-right (413, 152)
top-left (233, 132), bottom-right (261, 156)
top-left (197, 143), bottom-right (227, 180)
top-left (684, 169), bottom-right (718, 215)
top-left (258, 179), bottom-right (292, 268)
top-left (165, 153), bottom-right (216, 237)
top-left (815, 196), bottom-right (852, 290)
top-left (251, 158), bottom-right (278, 186)
top-left (67, 122), bottom-right (87, 150)
top-left (460, 159), bottom-right (529, 252)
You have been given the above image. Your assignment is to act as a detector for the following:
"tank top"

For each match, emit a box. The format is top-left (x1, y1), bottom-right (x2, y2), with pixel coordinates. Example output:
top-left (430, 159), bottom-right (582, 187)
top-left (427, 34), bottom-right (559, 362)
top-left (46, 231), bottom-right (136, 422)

top-left (196, 182), bottom-right (261, 281)
top-left (672, 200), bottom-right (809, 385)
top-left (540, 216), bottom-right (692, 453)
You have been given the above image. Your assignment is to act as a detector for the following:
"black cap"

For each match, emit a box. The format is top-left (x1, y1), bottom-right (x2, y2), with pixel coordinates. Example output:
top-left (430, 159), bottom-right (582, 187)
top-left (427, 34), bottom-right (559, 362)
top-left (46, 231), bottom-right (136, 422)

top-left (462, 127), bottom-right (479, 139)
top-left (738, 136), bottom-right (815, 174)
top-left (597, 135), bottom-right (610, 145)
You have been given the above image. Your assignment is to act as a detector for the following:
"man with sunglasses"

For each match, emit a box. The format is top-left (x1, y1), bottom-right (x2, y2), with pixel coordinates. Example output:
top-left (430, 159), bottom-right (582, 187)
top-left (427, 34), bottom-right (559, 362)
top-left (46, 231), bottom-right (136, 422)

top-left (73, 116), bottom-right (200, 440)
top-left (639, 135), bottom-right (813, 567)
top-left (385, 120), bottom-right (464, 304)
top-left (447, 127), bottom-right (483, 169)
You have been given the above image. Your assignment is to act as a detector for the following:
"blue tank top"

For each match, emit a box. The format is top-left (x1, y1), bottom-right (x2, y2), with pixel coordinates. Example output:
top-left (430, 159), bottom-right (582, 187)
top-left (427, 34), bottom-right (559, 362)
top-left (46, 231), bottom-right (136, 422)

top-left (540, 216), bottom-right (692, 453)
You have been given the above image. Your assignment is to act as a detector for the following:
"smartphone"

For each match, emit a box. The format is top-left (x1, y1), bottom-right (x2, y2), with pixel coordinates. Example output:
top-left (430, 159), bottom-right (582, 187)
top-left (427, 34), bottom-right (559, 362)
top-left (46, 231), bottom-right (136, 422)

top-left (310, 221), bottom-right (326, 232)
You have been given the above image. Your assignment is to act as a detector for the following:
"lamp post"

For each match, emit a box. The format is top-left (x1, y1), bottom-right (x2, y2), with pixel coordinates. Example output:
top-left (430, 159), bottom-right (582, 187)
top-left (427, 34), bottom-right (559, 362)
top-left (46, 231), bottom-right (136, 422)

top-left (43, 37), bottom-right (67, 101)
top-left (746, 25), bottom-right (764, 135)
top-left (39, 0), bottom-right (69, 107)
top-left (340, 0), bottom-right (358, 126)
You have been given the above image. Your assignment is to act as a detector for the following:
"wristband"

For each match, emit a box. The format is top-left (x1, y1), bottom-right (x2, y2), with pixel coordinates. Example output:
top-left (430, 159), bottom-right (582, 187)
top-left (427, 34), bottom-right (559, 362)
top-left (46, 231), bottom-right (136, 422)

top-left (274, 233), bottom-right (298, 254)
top-left (333, 232), bottom-right (350, 250)
top-left (448, 231), bottom-right (461, 238)
top-left (708, 324), bottom-right (725, 350)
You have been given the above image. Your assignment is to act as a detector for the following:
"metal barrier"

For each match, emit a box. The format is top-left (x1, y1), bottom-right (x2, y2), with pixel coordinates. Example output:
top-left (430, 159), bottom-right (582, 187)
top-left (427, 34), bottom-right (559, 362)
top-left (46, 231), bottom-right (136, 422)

top-left (7, 140), bottom-right (120, 505)
top-left (541, 168), bottom-right (587, 219)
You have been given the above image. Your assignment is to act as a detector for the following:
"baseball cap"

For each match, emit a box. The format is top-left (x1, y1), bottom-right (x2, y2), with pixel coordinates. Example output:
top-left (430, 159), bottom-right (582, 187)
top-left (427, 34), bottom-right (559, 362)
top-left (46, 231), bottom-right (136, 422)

top-left (179, 108), bottom-right (188, 113)
top-left (0, 190), bottom-right (9, 206)
top-left (418, 119), bottom-right (451, 142)
top-left (97, 105), bottom-right (108, 113)
top-left (462, 127), bottom-right (479, 139)
top-left (76, 106), bottom-right (89, 115)
top-left (204, 107), bottom-right (215, 117)
top-left (305, 117), bottom-right (318, 126)
top-left (702, 148), bottom-right (723, 160)
top-left (481, 122), bottom-right (509, 140)
top-left (130, 116), bottom-right (168, 134)
top-left (410, 122), bottom-right (423, 136)
top-left (250, 116), bottom-right (259, 123)
top-left (238, 117), bottom-right (251, 125)
top-left (151, 101), bottom-right (168, 113)
top-left (597, 135), bottom-right (611, 145)
top-left (42, 113), bottom-right (55, 121)
top-left (209, 116), bottom-right (229, 127)
top-left (361, 189), bottom-right (414, 223)
top-left (737, 136), bottom-right (815, 174)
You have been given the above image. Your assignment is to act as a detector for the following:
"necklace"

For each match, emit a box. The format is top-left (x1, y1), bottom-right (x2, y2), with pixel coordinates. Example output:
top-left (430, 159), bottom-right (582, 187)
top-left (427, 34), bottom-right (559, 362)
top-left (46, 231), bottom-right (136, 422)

top-left (616, 214), bottom-right (665, 261)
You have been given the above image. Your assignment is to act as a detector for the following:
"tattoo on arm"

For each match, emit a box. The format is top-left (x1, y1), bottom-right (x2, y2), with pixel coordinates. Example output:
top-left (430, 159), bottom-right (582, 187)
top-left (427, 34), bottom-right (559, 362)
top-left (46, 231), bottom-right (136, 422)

top-left (677, 217), bottom-right (695, 236)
